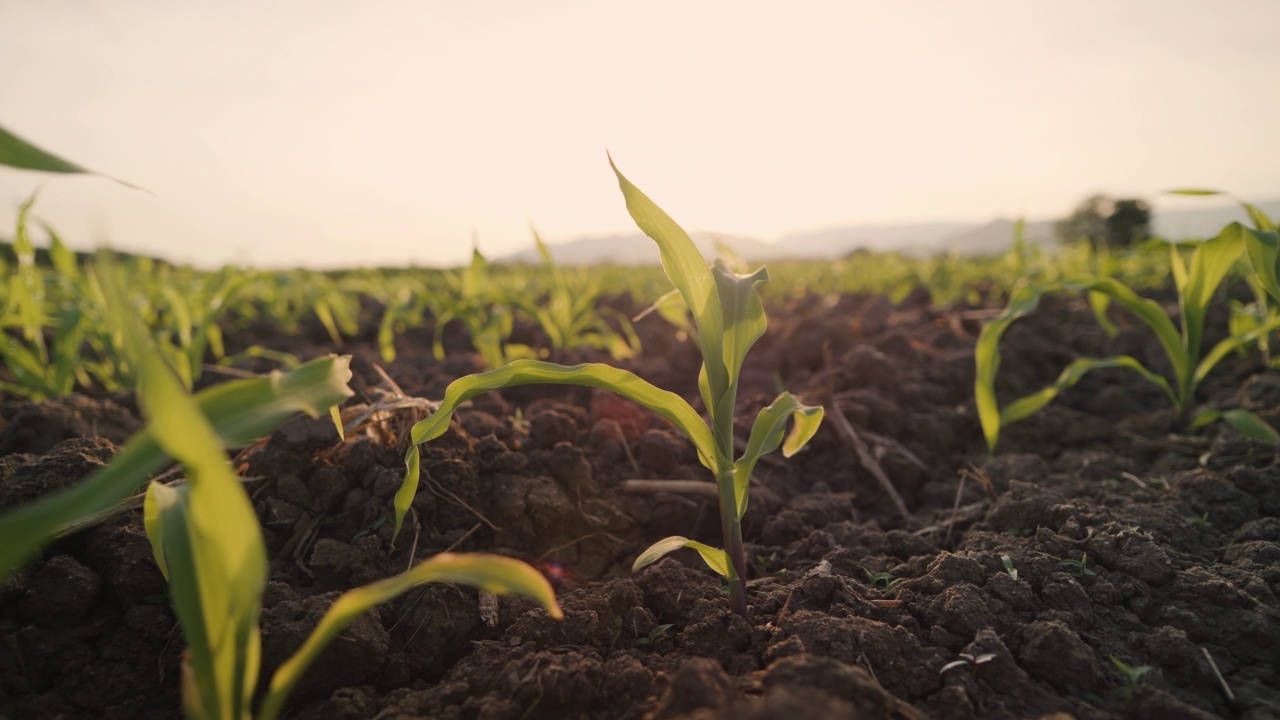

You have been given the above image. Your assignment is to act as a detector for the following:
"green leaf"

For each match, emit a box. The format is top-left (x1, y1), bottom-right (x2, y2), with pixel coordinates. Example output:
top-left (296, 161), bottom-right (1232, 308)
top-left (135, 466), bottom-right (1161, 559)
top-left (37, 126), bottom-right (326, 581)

top-left (0, 124), bottom-right (88, 174)
top-left (396, 360), bottom-right (721, 539)
top-left (1190, 409), bottom-right (1221, 430)
top-left (258, 552), bottom-right (561, 720)
top-left (1179, 224), bottom-right (1245, 371)
top-left (631, 536), bottom-right (731, 577)
top-left (733, 393), bottom-right (824, 518)
top-left (0, 354), bottom-right (352, 584)
top-left (142, 481), bottom-right (180, 580)
top-left (1221, 409), bottom-right (1280, 444)
top-left (105, 263), bottom-right (267, 720)
top-left (974, 283), bottom-right (1048, 453)
top-left (1242, 227), bottom-right (1280, 304)
top-left (1166, 189), bottom-right (1224, 197)
top-left (1087, 291), bottom-right (1117, 337)
top-left (709, 261), bottom-right (769, 449)
top-left (1196, 314), bottom-right (1280, 385)
top-left (1000, 356), bottom-right (1175, 425)
top-left (1240, 202), bottom-right (1276, 233)
top-left (609, 157), bottom-right (729, 439)
top-left (1060, 277), bottom-right (1185, 384)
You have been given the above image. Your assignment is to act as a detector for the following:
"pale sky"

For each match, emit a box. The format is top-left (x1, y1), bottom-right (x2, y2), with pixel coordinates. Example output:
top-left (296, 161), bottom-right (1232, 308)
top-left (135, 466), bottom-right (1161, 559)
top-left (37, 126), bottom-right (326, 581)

top-left (2, 1), bottom-right (1278, 269)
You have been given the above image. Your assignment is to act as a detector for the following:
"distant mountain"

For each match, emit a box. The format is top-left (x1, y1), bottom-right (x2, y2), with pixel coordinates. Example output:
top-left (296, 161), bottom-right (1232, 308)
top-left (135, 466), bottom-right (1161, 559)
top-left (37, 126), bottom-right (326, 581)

top-left (496, 199), bottom-right (1280, 266)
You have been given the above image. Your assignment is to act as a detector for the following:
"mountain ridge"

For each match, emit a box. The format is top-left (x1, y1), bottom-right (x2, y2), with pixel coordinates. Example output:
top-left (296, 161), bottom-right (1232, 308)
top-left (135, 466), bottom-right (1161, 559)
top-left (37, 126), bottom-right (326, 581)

top-left (498, 200), bottom-right (1280, 265)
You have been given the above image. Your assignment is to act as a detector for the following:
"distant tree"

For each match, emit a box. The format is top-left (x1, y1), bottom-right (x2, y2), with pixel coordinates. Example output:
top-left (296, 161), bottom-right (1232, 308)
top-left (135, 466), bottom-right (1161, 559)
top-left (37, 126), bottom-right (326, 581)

top-left (1104, 199), bottom-right (1152, 248)
top-left (1055, 194), bottom-right (1151, 250)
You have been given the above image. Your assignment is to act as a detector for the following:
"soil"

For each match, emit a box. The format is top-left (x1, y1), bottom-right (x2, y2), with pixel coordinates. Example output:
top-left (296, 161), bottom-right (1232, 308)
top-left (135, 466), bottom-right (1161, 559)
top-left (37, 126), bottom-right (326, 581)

top-left (2, 284), bottom-right (1279, 719)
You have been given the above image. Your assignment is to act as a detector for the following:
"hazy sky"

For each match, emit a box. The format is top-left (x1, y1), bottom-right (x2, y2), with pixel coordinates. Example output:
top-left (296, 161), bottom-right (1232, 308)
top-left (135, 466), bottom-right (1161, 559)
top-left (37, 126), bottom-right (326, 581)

top-left (2, 1), bottom-right (1278, 268)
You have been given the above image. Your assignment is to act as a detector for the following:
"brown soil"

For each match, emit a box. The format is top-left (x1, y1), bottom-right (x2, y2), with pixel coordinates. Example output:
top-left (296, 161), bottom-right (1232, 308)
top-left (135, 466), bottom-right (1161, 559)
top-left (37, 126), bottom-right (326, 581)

top-left (2, 286), bottom-right (1278, 720)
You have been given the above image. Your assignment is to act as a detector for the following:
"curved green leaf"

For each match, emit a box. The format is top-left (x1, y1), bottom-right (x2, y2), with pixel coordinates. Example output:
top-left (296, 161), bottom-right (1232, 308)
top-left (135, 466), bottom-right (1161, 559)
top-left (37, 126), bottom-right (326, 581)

top-left (609, 157), bottom-right (730, 440)
top-left (1000, 356), bottom-right (1174, 426)
top-left (396, 360), bottom-right (720, 539)
top-left (974, 283), bottom-right (1049, 452)
top-left (0, 124), bottom-right (88, 173)
top-left (631, 535), bottom-right (731, 578)
top-left (1242, 227), bottom-right (1280, 304)
top-left (1195, 314), bottom-right (1280, 385)
top-left (259, 552), bottom-right (561, 720)
top-left (1221, 409), bottom-right (1280, 444)
top-left (111, 265), bottom-right (266, 720)
top-left (1179, 224), bottom-right (1245, 372)
top-left (1059, 277), bottom-right (1186, 390)
top-left (733, 393), bottom-right (824, 518)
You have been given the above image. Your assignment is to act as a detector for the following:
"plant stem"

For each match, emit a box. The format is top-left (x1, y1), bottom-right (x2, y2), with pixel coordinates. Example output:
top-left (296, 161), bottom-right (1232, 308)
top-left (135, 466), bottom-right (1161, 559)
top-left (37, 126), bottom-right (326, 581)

top-left (715, 469), bottom-right (748, 619)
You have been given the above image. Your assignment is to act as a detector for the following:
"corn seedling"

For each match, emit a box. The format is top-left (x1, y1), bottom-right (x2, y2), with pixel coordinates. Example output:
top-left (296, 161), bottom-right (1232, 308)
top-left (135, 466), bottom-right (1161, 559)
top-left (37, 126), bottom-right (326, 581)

top-left (394, 159), bottom-right (823, 618)
top-left (1059, 553), bottom-right (1096, 578)
top-left (1001, 554), bottom-right (1018, 581)
top-left (634, 623), bottom-right (674, 647)
top-left (430, 248), bottom-right (536, 369)
top-left (976, 221), bottom-right (1280, 453)
top-left (863, 569), bottom-right (905, 592)
top-left (1108, 656), bottom-right (1152, 699)
top-left (508, 230), bottom-right (640, 360)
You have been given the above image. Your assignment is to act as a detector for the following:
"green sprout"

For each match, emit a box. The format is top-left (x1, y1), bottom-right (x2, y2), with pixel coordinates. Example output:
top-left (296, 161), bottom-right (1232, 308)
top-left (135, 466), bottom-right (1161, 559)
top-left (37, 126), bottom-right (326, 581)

top-left (1001, 554), bottom-right (1018, 581)
top-left (393, 158), bottom-right (824, 618)
top-left (1059, 553), bottom-right (1097, 578)
top-left (509, 229), bottom-right (641, 361)
top-left (635, 623), bottom-right (675, 647)
top-left (863, 569), bottom-right (906, 591)
top-left (1108, 656), bottom-right (1152, 699)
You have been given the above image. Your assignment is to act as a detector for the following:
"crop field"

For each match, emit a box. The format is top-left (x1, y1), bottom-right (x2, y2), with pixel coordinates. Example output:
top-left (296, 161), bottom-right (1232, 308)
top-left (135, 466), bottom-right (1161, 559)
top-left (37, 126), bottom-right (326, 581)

top-left (2, 141), bottom-right (1280, 719)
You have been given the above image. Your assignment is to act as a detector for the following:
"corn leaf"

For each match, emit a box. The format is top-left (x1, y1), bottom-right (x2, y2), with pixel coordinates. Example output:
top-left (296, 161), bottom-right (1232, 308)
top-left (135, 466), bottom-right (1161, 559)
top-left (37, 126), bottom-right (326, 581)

top-left (1221, 409), bottom-right (1280, 444)
top-left (709, 261), bottom-right (770, 450)
top-left (733, 393), bottom-right (824, 518)
top-left (609, 157), bottom-right (727, 425)
top-left (397, 360), bottom-right (721, 539)
top-left (1179, 224), bottom-right (1245, 369)
top-left (107, 266), bottom-right (266, 720)
top-left (974, 283), bottom-right (1048, 452)
top-left (632, 535), bottom-right (731, 578)
top-left (0, 124), bottom-right (88, 173)
top-left (0, 354), bottom-right (352, 584)
top-left (1241, 227), bottom-right (1280, 304)
top-left (1195, 314), bottom-right (1280, 386)
top-left (258, 552), bottom-right (560, 720)
top-left (1000, 356), bottom-right (1174, 425)
top-left (1058, 276), bottom-right (1187, 396)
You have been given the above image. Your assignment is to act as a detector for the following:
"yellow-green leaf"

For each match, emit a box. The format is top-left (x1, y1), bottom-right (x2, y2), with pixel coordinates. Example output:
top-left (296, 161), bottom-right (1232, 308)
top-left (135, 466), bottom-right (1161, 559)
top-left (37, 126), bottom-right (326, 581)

top-left (259, 552), bottom-right (560, 720)
top-left (631, 536), bottom-right (731, 578)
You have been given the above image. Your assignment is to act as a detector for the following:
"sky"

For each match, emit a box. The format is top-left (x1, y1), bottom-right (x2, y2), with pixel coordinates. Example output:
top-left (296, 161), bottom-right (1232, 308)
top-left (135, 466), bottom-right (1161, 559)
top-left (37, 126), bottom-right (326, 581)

top-left (2, 1), bottom-right (1279, 269)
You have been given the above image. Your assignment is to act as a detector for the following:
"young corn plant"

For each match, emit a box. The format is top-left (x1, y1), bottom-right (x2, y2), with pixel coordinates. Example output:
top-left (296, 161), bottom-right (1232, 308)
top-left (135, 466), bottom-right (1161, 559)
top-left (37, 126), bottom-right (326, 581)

top-left (431, 248), bottom-right (535, 369)
top-left (1171, 189), bottom-right (1280, 367)
top-left (393, 159), bottom-right (823, 618)
top-left (0, 259), bottom-right (562, 720)
top-left (508, 230), bottom-right (640, 361)
top-left (976, 221), bottom-right (1280, 453)
top-left (0, 194), bottom-right (85, 399)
